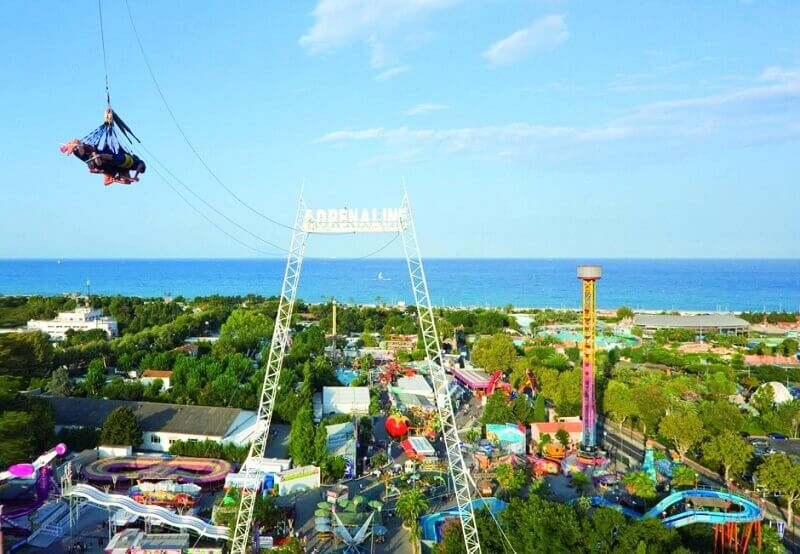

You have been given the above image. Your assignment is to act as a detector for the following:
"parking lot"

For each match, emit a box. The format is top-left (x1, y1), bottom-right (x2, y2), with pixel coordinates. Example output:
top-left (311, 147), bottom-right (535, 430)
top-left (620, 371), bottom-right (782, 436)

top-left (747, 436), bottom-right (800, 459)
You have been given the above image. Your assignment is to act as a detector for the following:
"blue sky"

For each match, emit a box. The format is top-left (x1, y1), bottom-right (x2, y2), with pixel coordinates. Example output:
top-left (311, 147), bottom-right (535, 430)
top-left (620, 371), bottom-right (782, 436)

top-left (0, 0), bottom-right (798, 259)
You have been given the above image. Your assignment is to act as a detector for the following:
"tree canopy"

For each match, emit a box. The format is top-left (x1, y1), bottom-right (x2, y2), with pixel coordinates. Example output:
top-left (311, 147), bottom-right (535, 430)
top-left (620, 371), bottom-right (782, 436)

top-left (99, 407), bottom-right (142, 447)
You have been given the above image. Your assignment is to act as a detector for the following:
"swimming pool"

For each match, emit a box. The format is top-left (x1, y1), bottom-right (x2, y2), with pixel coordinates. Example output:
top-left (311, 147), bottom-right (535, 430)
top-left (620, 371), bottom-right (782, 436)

top-left (540, 330), bottom-right (638, 348)
top-left (336, 367), bottom-right (362, 386)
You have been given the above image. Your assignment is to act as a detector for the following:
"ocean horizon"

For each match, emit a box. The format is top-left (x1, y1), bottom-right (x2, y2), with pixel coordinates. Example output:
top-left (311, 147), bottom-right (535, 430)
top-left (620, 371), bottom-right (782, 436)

top-left (1, 258), bottom-right (798, 312)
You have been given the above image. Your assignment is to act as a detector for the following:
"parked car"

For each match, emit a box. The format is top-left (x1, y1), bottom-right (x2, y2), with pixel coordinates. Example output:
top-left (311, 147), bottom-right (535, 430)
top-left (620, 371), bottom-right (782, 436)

top-left (768, 433), bottom-right (789, 440)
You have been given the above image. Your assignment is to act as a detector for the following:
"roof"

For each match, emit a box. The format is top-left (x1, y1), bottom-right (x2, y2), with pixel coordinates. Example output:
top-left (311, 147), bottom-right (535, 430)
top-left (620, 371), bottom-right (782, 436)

top-left (47, 396), bottom-right (251, 437)
top-left (396, 375), bottom-right (434, 396)
top-left (107, 529), bottom-right (189, 550)
top-left (322, 387), bottom-right (370, 407)
top-left (531, 422), bottom-right (582, 434)
top-left (451, 367), bottom-right (492, 388)
top-left (634, 314), bottom-right (749, 329)
top-left (392, 391), bottom-right (434, 410)
top-left (407, 436), bottom-right (435, 454)
top-left (141, 370), bottom-right (172, 379)
top-left (752, 382), bottom-right (793, 405)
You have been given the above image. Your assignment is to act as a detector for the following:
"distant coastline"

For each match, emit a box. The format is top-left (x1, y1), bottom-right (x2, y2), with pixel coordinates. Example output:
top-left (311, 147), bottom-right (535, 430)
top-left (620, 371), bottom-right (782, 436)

top-left (1, 258), bottom-right (798, 312)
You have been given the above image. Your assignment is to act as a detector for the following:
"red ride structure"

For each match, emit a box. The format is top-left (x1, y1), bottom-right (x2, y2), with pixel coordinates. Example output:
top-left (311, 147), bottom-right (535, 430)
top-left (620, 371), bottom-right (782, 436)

top-left (385, 414), bottom-right (411, 438)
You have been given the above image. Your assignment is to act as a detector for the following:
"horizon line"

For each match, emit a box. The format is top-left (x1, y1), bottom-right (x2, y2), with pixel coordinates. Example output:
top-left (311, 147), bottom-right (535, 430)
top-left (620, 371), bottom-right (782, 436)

top-left (2, 256), bottom-right (800, 262)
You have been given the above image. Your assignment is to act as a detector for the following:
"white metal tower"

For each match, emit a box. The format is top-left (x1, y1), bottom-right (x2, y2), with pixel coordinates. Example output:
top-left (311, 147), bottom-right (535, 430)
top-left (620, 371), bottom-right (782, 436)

top-left (230, 192), bottom-right (481, 554)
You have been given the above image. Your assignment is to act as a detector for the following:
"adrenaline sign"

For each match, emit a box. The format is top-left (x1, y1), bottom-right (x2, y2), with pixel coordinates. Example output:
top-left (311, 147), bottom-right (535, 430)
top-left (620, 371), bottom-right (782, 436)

top-left (302, 207), bottom-right (410, 233)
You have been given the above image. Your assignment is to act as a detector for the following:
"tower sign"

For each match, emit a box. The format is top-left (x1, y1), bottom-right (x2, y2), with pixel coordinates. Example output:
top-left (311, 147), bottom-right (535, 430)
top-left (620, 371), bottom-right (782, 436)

top-left (302, 207), bottom-right (410, 233)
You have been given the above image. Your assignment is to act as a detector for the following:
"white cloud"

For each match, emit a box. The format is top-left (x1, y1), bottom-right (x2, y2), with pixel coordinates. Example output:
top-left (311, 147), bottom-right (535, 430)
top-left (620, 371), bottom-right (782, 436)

top-left (368, 37), bottom-right (385, 68)
top-left (299, 0), bottom-right (459, 54)
top-left (317, 123), bottom-right (630, 146)
top-left (316, 66), bottom-right (800, 166)
top-left (375, 66), bottom-right (411, 81)
top-left (406, 103), bottom-right (449, 115)
top-left (483, 15), bottom-right (568, 65)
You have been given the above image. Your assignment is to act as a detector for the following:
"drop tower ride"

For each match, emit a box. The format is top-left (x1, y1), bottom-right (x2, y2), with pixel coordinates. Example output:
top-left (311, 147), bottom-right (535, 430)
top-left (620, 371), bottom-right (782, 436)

top-left (578, 264), bottom-right (601, 452)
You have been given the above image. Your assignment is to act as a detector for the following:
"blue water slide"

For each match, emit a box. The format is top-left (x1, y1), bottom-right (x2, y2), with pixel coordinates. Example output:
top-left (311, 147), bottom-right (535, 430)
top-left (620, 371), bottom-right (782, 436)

top-left (590, 489), bottom-right (763, 529)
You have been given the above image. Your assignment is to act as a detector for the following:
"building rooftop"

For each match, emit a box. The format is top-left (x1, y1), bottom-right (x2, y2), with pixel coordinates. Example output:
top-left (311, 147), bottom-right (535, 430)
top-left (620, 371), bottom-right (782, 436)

top-left (396, 375), bottom-right (434, 397)
top-left (531, 422), bottom-right (582, 433)
top-left (107, 529), bottom-right (190, 550)
top-left (322, 386), bottom-right (370, 407)
top-left (141, 369), bottom-right (172, 379)
top-left (47, 396), bottom-right (251, 437)
top-left (634, 314), bottom-right (749, 329)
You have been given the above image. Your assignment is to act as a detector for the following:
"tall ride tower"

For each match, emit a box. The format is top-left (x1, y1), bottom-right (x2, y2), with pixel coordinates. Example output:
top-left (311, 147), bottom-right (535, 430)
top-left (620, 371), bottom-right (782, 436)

top-left (578, 264), bottom-right (601, 450)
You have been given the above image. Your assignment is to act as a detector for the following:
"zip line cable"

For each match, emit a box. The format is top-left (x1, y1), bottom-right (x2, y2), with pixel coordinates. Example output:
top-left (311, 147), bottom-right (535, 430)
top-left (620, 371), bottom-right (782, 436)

top-left (120, 2), bottom-right (410, 262)
top-left (137, 142), bottom-right (291, 253)
top-left (350, 233), bottom-right (400, 260)
top-left (147, 163), bottom-right (282, 257)
top-left (123, 0), bottom-right (293, 231)
top-left (97, 0), bottom-right (111, 106)
top-left (123, 141), bottom-right (281, 256)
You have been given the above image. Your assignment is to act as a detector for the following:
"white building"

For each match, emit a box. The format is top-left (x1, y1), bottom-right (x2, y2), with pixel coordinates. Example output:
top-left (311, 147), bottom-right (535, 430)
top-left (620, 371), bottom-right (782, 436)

top-left (48, 397), bottom-right (262, 453)
top-left (322, 387), bottom-right (370, 417)
top-left (28, 306), bottom-right (118, 340)
top-left (397, 375), bottom-right (435, 399)
top-left (140, 370), bottom-right (172, 391)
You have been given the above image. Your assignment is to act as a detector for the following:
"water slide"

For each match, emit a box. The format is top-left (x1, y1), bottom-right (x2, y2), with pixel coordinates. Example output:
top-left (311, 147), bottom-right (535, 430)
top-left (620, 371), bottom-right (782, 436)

top-left (63, 483), bottom-right (229, 540)
top-left (589, 488), bottom-right (763, 529)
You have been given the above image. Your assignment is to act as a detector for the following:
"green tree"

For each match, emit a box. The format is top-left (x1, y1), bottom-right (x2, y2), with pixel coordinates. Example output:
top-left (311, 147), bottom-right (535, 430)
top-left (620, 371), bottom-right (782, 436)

top-left (756, 452), bottom-right (800, 524)
top-left (509, 395), bottom-right (536, 425)
top-left (84, 358), bottom-right (107, 397)
top-left (216, 309), bottom-right (272, 356)
top-left (464, 428), bottom-right (481, 444)
top-left (500, 496), bottom-right (582, 551)
top-left (0, 332), bottom-right (53, 379)
top-left (702, 430), bottom-right (753, 484)
top-left (494, 463), bottom-right (528, 496)
top-left (481, 390), bottom-right (511, 424)
top-left (616, 306), bottom-right (634, 320)
top-left (632, 383), bottom-right (667, 437)
top-left (554, 370), bottom-right (582, 417)
top-left (623, 471), bottom-right (657, 504)
top-left (47, 367), bottom-right (74, 396)
top-left (273, 537), bottom-right (305, 554)
top-left (699, 399), bottom-right (745, 435)
top-left (0, 411), bottom-right (38, 467)
top-left (99, 407), bottom-right (142, 447)
top-left (602, 380), bottom-right (637, 432)
top-left (752, 384), bottom-right (776, 415)
top-left (532, 394), bottom-right (547, 422)
top-left (671, 465), bottom-right (696, 489)
top-left (471, 334), bottom-right (517, 374)
top-left (396, 487), bottom-right (429, 554)
top-left (555, 428), bottom-right (570, 447)
top-left (614, 518), bottom-right (681, 554)
top-left (658, 412), bottom-right (705, 461)
top-left (288, 403), bottom-right (316, 466)
top-left (313, 423), bottom-right (328, 465)
top-left (571, 471), bottom-right (591, 495)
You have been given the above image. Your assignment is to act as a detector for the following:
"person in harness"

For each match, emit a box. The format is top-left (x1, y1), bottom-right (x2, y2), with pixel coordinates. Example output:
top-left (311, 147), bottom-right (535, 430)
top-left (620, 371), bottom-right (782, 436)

top-left (60, 108), bottom-right (146, 185)
top-left (60, 139), bottom-right (146, 185)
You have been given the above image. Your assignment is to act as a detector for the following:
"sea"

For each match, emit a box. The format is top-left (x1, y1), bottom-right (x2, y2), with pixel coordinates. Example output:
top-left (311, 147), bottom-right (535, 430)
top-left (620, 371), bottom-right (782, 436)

top-left (0, 259), bottom-right (798, 312)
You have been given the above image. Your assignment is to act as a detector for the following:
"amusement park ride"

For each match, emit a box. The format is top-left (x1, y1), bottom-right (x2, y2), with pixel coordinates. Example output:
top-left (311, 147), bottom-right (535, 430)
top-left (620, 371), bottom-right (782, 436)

top-left (230, 193), bottom-right (482, 554)
top-left (577, 265), bottom-right (604, 465)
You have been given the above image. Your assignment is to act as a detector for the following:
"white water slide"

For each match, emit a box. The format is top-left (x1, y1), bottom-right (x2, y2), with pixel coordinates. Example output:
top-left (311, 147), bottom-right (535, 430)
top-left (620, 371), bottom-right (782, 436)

top-left (63, 483), bottom-right (228, 540)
